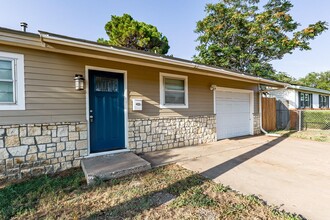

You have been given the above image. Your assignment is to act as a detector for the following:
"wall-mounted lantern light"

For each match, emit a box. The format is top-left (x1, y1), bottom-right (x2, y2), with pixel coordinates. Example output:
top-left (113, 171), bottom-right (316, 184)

top-left (74, 74), bottom-right (85, 91)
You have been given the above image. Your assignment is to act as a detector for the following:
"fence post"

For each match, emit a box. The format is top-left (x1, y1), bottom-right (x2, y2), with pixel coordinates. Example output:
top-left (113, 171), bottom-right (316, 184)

top-left (298, 110), bottom-right (302, 131)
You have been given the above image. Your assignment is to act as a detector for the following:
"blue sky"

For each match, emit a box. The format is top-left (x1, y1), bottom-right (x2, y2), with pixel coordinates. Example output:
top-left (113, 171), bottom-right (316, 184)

top-left (1, 0), bottom-right (329, 79)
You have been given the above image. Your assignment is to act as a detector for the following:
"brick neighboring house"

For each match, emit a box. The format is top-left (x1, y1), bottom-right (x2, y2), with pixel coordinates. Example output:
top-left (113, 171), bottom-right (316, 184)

top-left (0, 27), bottom-right (287, 180)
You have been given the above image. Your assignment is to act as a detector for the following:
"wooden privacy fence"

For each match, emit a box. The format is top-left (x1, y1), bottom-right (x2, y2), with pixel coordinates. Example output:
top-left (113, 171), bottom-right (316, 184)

top-left (262, 97), bottom-right (276, 131)
top-left (289, 110), bottom-right (299, 130)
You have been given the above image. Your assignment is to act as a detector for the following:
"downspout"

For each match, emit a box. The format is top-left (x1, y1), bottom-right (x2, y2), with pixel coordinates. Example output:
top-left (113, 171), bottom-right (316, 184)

top-left (259, 91), bottom-right (268, 135)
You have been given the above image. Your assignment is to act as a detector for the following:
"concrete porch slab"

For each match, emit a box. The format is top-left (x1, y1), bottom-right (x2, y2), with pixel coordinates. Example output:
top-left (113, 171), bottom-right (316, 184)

top-left (81, 152), bottom-right (151, 185)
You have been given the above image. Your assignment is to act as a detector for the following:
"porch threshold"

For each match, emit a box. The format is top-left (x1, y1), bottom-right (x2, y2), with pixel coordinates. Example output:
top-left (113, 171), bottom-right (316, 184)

top-left (85, 149), bottom-right (130, 158)
top-left (81, 152), bottom-right (151, 185)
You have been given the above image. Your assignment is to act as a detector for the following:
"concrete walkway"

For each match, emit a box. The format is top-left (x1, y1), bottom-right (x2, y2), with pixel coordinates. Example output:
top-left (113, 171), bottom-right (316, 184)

top-left (141, 135), bottom-right (330, 220)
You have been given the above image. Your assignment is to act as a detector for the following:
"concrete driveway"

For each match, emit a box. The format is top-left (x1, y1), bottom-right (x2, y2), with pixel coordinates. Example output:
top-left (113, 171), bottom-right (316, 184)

top-left (141, 135), bottom-right (330, 220)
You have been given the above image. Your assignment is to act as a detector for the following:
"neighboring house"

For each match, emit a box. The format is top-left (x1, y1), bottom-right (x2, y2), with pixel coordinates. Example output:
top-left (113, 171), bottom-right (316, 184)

top-left (0, 27), bottom-right (286, 179)
top-left (269, 85), bottom-right (330, 110)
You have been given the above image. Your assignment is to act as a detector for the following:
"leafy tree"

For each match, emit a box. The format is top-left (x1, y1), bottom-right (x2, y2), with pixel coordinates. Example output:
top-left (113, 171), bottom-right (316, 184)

top-left (98, 14), bottom-right (170, 54)
top-left (298, 71), bottom-right (330, 90)
top-left (272, 72), bottom-right (297, 84)
top-left (194, 0), bottom-right (328, 78)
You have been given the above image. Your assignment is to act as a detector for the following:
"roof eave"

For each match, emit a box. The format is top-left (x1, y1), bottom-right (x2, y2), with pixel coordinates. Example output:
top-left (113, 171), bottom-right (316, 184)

top-left (38, 31), bottom-right (288, 87)
top-left (288, 85), bottom-right (330, 95)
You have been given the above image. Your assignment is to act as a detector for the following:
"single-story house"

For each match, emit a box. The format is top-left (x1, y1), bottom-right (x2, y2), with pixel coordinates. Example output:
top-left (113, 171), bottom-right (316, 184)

top-left (0, 27), bottom-right (287, 180)
top-left (269, 85), bottom-right (330, 110)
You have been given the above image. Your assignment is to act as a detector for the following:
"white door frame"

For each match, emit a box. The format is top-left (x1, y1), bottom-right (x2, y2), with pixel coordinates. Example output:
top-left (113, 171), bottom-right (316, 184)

top-left (213, 86), bottom-right (254, 139)
top-left (85, 65), bottom-right (129, 157)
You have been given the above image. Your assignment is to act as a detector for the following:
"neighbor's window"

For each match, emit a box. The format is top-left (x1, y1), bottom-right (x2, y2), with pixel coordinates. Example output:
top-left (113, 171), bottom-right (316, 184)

top-left (0, 51), bottom-right (25, 110)
top-left (299, 92), bottom-right (312, 109)
top-left (319, 95), bottom-right (329, 108)
top-left (160, 73), bottom-right (188, 108)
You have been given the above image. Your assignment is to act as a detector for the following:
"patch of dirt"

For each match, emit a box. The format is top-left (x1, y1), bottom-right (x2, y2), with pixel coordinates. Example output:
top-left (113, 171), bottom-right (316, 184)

top-left (129, 180), bottom-right (143, 187)
top-left (197, 208), bottom-right (218, 220)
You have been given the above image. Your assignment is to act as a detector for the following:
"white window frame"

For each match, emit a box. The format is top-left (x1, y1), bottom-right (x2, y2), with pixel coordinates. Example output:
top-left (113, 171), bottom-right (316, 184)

top-left (159, 72), bottom-right (188, 109)
top-left (0, 51), bottom-right (25, 110)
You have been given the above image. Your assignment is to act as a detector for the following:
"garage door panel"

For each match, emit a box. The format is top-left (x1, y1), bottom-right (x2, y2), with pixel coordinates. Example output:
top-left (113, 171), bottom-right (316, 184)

top-left (216, 90), bottom-right (252, 139)
top-left (216, 102), bottom-right (250, 114)
top-left (217, 92), bottom-right (250, 100)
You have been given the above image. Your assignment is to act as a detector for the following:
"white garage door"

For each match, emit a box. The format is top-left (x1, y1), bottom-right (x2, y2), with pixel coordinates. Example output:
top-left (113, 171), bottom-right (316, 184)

top-left (215, 90), bottom-right (252, 139)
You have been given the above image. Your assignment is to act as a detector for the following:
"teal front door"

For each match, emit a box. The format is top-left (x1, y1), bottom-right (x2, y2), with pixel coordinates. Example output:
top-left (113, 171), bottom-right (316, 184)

top-left (89, 70), bottom-right (125, 153)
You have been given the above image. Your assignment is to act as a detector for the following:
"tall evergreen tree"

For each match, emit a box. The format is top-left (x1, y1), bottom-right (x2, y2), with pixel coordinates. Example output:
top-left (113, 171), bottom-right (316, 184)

top-left (98, 14), bottom-right (170, 54)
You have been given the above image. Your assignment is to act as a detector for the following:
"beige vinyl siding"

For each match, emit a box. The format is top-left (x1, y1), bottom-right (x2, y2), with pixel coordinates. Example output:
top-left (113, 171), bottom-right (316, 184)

top-left (0, 44), bottom-right (259, 125)
top-left (128, 69), bottom-right (259, 118)
top-left (0, 45), bottom-right (85, 124)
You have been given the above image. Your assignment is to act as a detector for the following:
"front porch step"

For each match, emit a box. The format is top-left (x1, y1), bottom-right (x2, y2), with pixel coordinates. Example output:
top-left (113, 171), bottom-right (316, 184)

top-left (81, 152), bottom-right (151, 185)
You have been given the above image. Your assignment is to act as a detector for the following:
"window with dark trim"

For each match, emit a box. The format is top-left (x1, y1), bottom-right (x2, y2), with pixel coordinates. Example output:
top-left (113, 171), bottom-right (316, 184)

top-left (319, 95), bottom-right (329, 108)
top-left (299, 92), bottom-right (312, 109)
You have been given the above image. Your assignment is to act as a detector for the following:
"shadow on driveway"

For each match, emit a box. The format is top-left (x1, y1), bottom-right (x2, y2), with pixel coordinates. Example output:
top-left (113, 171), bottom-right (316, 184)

top-left (201, 136), bottom-right (288, 179)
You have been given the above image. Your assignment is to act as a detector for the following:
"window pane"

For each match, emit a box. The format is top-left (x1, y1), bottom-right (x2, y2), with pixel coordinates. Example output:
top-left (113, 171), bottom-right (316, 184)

top-left (304, 94), bottom-right (311, 108)
top-left (304, 94), bottom-right (309, 101)
top-left (95, 77), bottom-right (118, 92)
top-left (0, 69), bottom-right (13, 80)
top-left (0, 81), bottom-right (14, 102)
top-left (0, 60), bottom-right (12, 80)
top-left (165, 91), bottom-right (185, 104)
top-left (299, 93), bottom-right (304, 108)
top-left (165, 78), bottom-right (184, 91)
top-left (0, 60), bottom-right (12, 69)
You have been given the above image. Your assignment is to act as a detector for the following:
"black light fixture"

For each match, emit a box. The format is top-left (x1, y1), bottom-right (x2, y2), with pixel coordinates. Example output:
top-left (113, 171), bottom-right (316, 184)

top-left (74, 74), bottom-right (85, 90)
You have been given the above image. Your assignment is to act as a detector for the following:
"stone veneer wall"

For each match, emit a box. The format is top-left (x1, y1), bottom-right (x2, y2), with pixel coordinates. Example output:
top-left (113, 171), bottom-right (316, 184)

top-left (0, 122), bottom-right (87, 181)
top-left (253, 114), bottom-right (261, 135)
top-left (128, 115), bottom-right (217, 153)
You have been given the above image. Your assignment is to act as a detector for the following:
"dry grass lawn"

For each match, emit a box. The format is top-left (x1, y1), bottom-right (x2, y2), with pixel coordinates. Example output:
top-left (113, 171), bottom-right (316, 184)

top-left (273, 129), bottom-right (330, 142)
top-left (0, 165), bottom-right (303, 220)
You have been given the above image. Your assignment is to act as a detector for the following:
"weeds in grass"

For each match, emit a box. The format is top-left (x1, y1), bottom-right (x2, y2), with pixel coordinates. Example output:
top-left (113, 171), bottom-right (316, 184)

top-left (272, 208), bottom-right (304, 220)
top-left (245, 194), bottom-right (262, 205)
top-left (214, 183), bottom-right (231, 193)
top-left (225, 203), bottom-right (246, 216)
top-left (313, 136), bottom-right (327, 142)
top-left (166, 174), bottom-right (204, 195)
top-left (172, 187), bottom-right (217, 208)
top-left (90, 176), bottom-right (105, 187)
